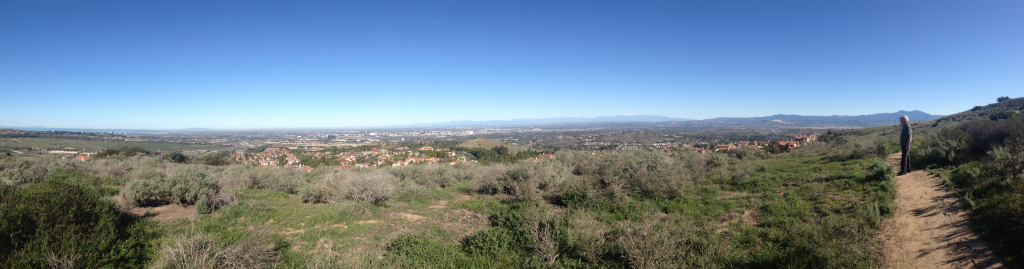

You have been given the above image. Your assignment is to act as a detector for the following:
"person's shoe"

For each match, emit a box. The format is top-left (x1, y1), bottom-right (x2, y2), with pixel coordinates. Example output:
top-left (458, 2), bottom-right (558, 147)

top-left (897, 171), bottom-right (907, 176)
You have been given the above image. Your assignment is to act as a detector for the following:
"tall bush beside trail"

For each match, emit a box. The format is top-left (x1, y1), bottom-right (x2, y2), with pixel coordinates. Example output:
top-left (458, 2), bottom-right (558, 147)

top-left (865, 158), bottom-right (895, 182)
top-left (912, 127), bottom-right (973, 168)
top-left (966, 138), bottom-right (1024, 266)
top-left (0, 180), bottom-right (155, 268)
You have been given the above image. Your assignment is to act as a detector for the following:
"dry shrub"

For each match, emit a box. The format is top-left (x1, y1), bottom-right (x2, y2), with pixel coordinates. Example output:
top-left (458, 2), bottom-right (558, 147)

top-left (389, 163), bottom-right (466, 188)
top-left (527, 220), bottom-right (559, 265)
top-left (567, 211), bottom-right (609, 264)
top-left (343, 170), bottom-right (395, 204)
top-left (126, 165), bottom-right (164, 184)
top-left (677, 150), bottom-right (728, 183)
top-left (616, 217), bottom-right (687, 269)
top-left (218, 232), bottom-right (281, 269)
top-left (157, 230), bottom-right (280, 269)
top-left (211, 187), bottom-right (239, 208)
top-left (468, 163), bottom-right (511, 195)
top-left (43, 249), bottom-right (79, 269)
top-left (467, 161), bottom-right (573, 199)
top-left (121, 166), bottom-right (220, 207)
top-left (218, 165), bottom-right (304, 193)
top-left (92, 158), bottom-right (129, 179)
top-left (301, 169), bottom-right (395, 205)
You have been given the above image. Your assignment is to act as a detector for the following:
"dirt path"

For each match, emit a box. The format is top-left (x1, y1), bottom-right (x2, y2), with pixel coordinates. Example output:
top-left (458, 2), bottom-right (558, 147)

top-left (878, 154), bottom-right (1004, 268)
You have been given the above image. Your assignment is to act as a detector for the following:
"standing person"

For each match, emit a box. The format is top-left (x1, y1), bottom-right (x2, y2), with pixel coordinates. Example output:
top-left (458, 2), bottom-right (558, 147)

top-left (898, 115), bottom-right (913, 175)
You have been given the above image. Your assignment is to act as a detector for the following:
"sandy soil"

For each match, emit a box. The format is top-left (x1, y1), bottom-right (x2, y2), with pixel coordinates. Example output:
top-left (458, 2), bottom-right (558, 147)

top-left (878, 154), bottom-right (1004, 268)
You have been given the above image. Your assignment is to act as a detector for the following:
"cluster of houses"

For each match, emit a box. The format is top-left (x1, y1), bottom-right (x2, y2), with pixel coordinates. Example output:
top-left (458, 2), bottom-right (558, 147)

top-left (47, 150), bottom-right (97, 161)
top-left (715, 135), bottom-right (817, 151)
top-left (233, 145), bottom-right (469, 171)
top-left (657, 134), bottom-right (819, 153)
top-left (234, 147), bottom-right (298, 166)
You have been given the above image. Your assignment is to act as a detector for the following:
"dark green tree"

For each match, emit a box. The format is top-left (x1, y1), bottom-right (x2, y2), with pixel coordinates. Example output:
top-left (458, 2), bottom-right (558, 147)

top-left (164, 151), bottom-right (188, 164)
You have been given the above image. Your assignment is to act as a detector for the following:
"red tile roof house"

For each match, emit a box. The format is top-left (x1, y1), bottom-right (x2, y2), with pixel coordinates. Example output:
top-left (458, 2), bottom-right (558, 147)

top-left (794, 135), bottom-right (817, 142)
top-left (774, 141), bottom-right (802, 151)
top-left (716, 144), bottom-right (736, 151)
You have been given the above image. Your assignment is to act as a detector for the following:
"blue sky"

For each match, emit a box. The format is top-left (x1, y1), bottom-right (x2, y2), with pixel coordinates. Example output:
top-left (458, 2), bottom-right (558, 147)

top-left (1, 1), bottom-right (1021, 129)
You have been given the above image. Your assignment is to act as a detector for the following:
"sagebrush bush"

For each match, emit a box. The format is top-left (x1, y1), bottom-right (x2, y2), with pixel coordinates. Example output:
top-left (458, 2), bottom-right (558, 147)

top-left (219, 165), bottom-right (303, 194)
top-left (0, 180), bottom-right (155, 268)
top-left (196, 194), bottom-right (212, 214)
top-left (615, 217), bottom-right (688, 269)
top-left (122, 166), bottom-right (221, 207)
top-left (301, 169), bottom-right (395, 205)
top-left (389, 164), bottom-right (469, 188)
top-left (0, 156), bottom-right (94, 186)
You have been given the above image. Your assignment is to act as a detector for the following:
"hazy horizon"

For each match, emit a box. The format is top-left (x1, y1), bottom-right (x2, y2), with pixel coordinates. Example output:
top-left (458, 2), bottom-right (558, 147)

top-left (1, 109), bottom-right (948, 131)
top-left (2, 1), bottom-right (1021, 129)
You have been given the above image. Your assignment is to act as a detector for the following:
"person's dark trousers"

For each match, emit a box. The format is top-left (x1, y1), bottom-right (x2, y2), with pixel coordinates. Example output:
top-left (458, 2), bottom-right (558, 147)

top-left (900, 145), bottom-right (911, 173)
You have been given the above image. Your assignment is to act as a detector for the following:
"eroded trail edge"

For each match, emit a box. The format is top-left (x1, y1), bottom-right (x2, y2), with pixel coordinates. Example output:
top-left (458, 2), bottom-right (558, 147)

top-left (878, 154), bottom-right (1004, 268)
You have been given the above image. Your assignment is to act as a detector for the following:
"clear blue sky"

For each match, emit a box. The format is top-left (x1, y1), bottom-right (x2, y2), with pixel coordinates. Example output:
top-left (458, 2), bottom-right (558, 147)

top-left (1, 1), bottom-right (1021, 129)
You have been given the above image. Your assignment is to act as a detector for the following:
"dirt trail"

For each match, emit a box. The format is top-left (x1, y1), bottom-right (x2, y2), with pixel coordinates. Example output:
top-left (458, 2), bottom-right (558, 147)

top-left (878, 154), bottom-right (1004, 268)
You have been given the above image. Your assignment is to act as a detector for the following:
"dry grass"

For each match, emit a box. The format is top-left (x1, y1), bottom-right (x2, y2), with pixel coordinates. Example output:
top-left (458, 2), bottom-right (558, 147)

top-left (43, 250), bottom-right (79, 269)
top-left (156, 230), bottom-right (280, 269)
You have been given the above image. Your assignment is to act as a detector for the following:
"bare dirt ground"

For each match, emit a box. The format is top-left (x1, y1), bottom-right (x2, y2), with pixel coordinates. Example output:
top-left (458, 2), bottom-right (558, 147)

top-left (878, 154), bottom-right (1005, 268)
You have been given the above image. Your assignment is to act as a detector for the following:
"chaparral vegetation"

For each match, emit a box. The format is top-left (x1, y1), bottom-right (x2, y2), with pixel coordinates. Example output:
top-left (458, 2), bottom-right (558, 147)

top-left (1, 97), bottom-right (1021, 268)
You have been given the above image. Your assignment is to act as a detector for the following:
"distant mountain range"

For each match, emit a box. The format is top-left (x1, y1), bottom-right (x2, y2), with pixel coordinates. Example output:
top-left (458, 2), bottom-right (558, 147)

top-left (654, 110), bottom-right (943, 128)
top-left (397, 111), bottom-right (942, 128)
top-left (396, 115), bottom-right (695, 127)
top-left (2, 111), bottom-right (944, 131)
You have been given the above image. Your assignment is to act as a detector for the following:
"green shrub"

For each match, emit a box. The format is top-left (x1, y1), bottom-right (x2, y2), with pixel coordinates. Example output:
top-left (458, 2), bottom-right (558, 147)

top-left (385, 233), bottom-right (470, 267)
top-left (865, 158), bottom-right (895, 182)
top-left (196, 194), bottom-right (212, 214)
top-left (561, 188), bottom-right (589, 209)
top-left (164, 151), bottom-right (189, 164)
top-left (462, 228), bottom-right (519, 258)
top-left (0, 180), bottom-right (155, 268)
top-left (96, 146), bottom-right (151, 159)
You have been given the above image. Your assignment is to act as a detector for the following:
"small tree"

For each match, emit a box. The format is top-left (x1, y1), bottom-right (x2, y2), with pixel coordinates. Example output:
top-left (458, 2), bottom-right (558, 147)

top-left (997, 96), bottom-right (1011, 102)
top-left (164, 151), bottom-right (188, 164)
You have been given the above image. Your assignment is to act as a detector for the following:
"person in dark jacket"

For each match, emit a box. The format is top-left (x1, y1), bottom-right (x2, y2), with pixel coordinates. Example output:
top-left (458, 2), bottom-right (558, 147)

top-left (898, 115), bottom-right (913, 175)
